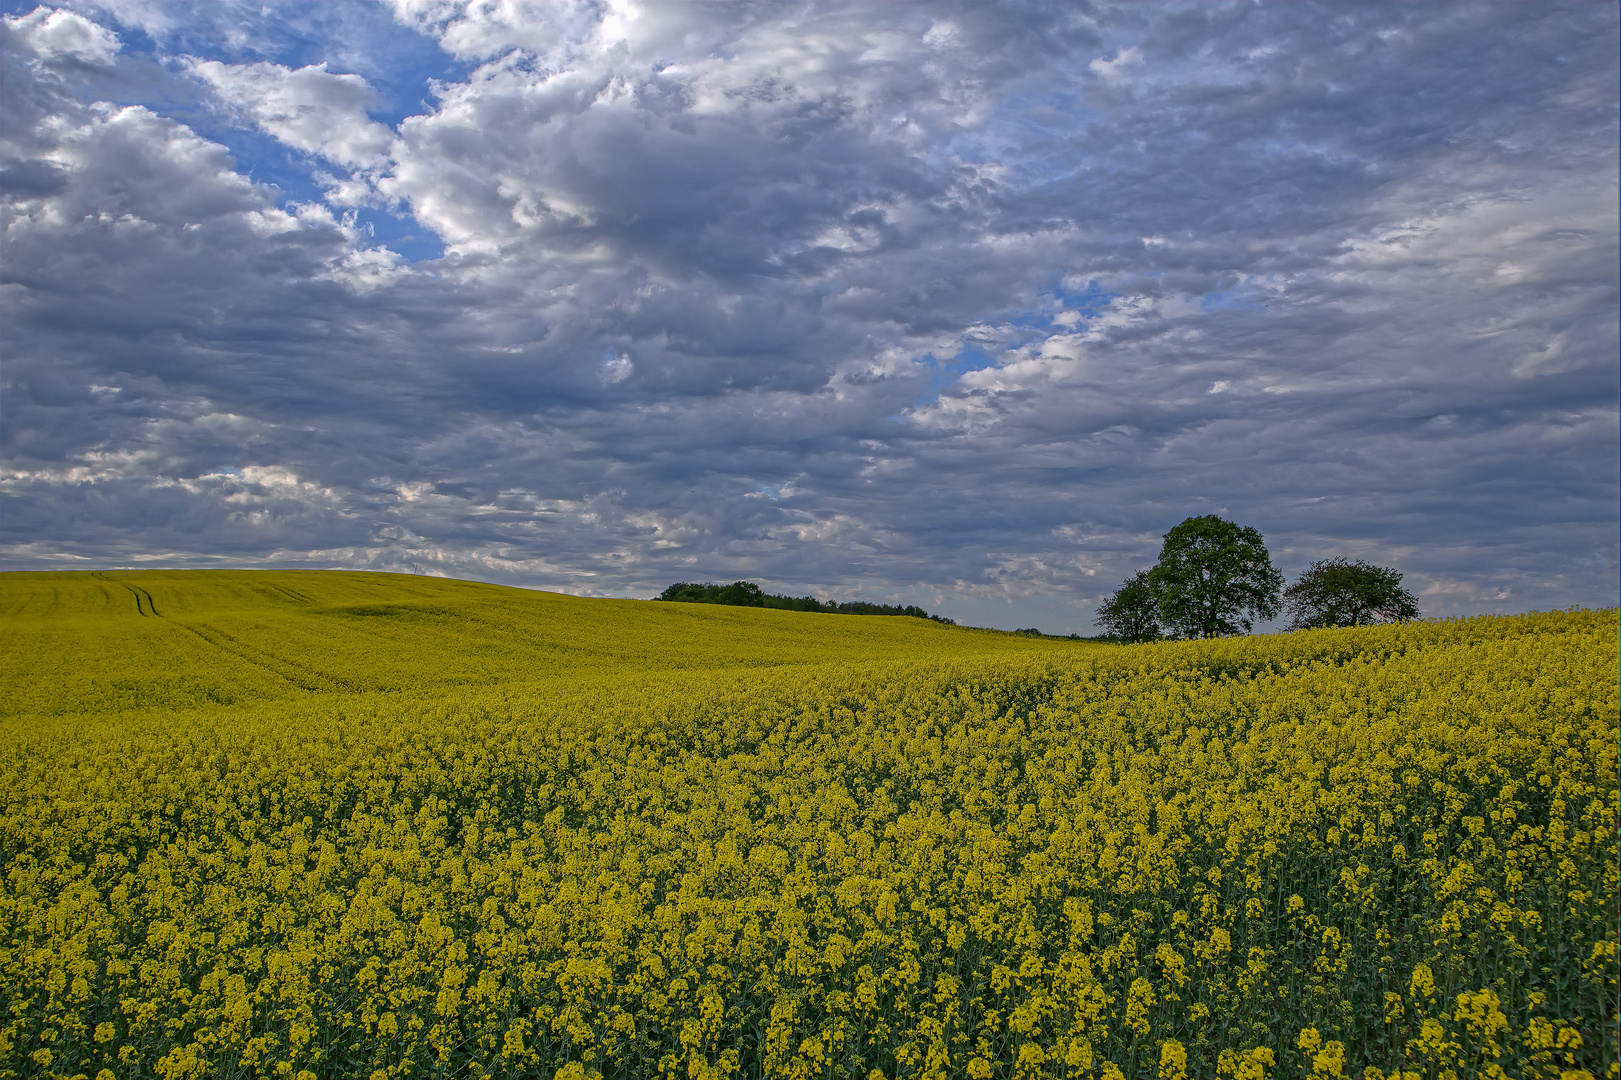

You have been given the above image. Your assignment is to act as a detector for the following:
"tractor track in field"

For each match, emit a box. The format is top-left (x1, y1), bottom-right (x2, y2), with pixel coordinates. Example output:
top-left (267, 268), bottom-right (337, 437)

top-left (262, 582), bottom-right (315, 605)
top-left (100, 573), bottom-right (351, 694)
top-left (176, 621), bottom-right (354, 693)
top-left (97, 572), bottom-right (162, 617)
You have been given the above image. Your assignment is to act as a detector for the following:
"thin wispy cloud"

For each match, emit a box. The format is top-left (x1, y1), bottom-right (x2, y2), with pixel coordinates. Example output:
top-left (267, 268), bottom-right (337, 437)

top-left (3, 1), bottom-right (1615, 631)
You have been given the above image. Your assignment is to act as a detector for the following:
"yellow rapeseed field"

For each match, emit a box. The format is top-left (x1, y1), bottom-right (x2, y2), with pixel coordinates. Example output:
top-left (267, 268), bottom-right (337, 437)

top-left (1, 571), bottom-right (1615, 1080)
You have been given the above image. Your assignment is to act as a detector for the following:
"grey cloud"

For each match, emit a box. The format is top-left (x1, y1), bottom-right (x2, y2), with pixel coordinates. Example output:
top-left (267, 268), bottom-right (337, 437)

top-left (0, 159), bottom-right (68, 196)
top-left (2, 2), bottom-right (1615, 632)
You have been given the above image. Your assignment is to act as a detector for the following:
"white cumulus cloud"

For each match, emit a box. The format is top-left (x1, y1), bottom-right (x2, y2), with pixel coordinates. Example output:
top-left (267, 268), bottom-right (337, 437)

top-left (187, 59), bottom-right (395, 170)
top-left (4, 6), bottom-right (121, 65)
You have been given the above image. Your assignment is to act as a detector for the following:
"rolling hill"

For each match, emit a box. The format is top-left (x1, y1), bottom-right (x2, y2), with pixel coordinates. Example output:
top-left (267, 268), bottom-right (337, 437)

top-left (0, 569), bottom-right (1079, 718)
top-left (0, 571), bottom-right (1613, 1079)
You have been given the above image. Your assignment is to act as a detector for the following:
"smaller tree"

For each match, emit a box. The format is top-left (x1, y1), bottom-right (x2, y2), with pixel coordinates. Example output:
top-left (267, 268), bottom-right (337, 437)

top-left (1094, 570), bottom-right (1163, 643)
top-left (1283, 558), bottom-right (1421, 630)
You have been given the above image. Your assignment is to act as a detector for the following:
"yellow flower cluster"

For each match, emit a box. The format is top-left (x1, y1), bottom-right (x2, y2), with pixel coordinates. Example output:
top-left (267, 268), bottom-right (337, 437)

top-left (0, 572), bottom-right (1615, 1079)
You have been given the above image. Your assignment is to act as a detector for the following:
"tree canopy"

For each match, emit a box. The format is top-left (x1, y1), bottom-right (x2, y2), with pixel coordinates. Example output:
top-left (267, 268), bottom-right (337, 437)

top-left (1144, 515), bottom-right (1283, 638)
top-left (1282, 558), bottom-right (1421, 629)
top-left (1092, 570), bottom-right (1164, 643)
top-left (658, 581), bottom-right (771, 607)
top-left (1096, 519), bottom-right (1426, 641)
top-left (657, 582), bottom-right (953, 623)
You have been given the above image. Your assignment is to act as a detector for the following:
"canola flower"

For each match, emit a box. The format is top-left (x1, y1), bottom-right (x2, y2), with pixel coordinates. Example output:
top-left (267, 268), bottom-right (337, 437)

top-left (0, 573), bottom-right (1615, 1079)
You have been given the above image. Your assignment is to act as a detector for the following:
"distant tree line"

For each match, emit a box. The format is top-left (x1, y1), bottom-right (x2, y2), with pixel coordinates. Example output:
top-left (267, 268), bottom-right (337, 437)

top-left (1095, 515), bottom-right (1422, 642)
top-left (657, 581), bottom-right (955, 623)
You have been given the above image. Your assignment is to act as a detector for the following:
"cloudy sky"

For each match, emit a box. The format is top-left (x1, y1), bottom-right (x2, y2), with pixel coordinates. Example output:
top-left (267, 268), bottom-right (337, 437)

top-left (2, 1), bottom-right (1615, 632)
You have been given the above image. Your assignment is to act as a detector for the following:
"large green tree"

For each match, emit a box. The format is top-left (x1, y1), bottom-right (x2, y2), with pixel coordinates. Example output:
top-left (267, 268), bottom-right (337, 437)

top-left (1147, 515), bottom-right (1283, 638)
top-left (1282, 557), bottom-right (1421, 630)
top-left (1093, 570), bottom-right (1163, 642)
